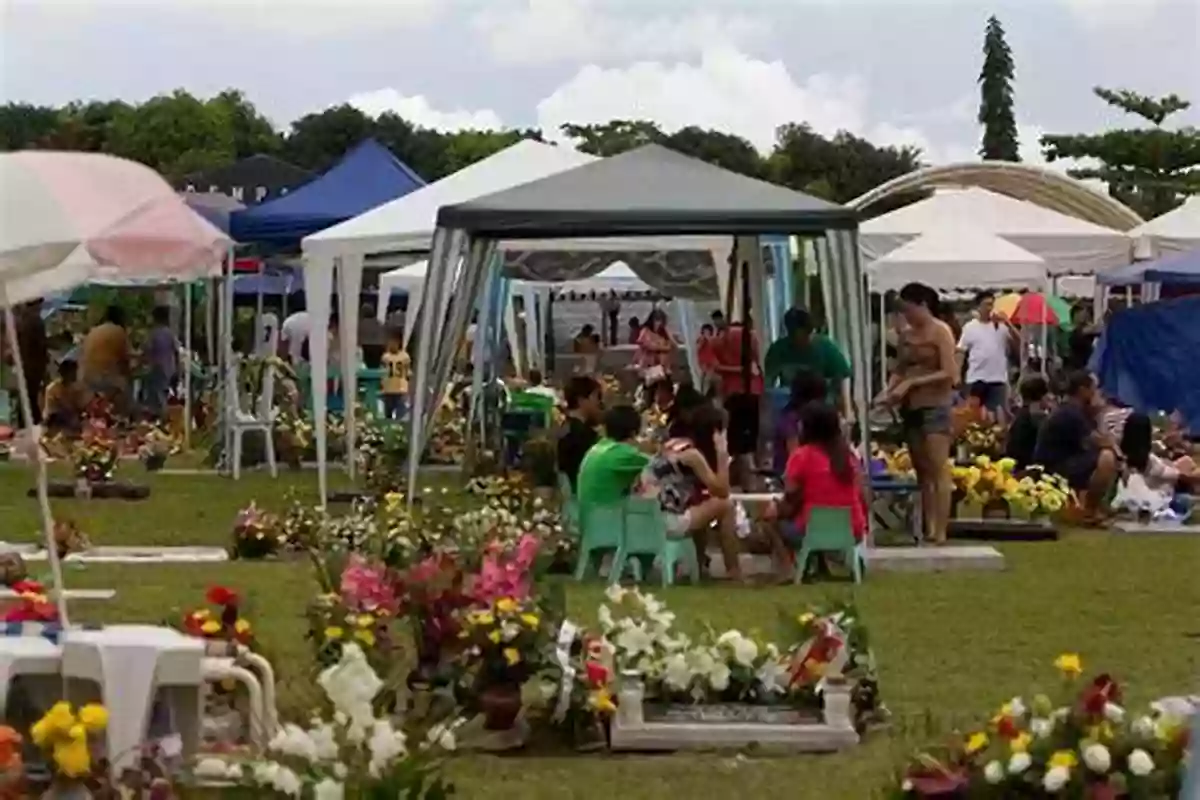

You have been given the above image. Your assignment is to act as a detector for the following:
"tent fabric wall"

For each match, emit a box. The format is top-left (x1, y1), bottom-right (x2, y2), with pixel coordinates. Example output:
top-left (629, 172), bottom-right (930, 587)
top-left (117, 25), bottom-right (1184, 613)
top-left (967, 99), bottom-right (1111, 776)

top-left (1097, 246), bottom-right (1200, 287)
top-left (866, 228), bottom-right (1048, 291)
top-left (859, 187), bottom-right (1131, 276)
top-left (1129, 196), bottom-right (1200, 258)
top-left (1094, 296), bottom-right (1200, 430)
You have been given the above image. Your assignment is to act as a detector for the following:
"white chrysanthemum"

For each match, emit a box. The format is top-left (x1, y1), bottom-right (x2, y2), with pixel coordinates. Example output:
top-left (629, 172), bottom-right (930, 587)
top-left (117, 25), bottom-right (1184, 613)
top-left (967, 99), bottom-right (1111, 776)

top-left (1042, 765), bottom-right (1070, 792)
top-left (269, 723), bottom-right (319, 762)
top-left (756, 659), bottom-right (788, 695)
top-left (983, 760), bottom-right (1005, 784)
top-left (1008, 697), bottom-right (1027, 718)
top-left (708, 661), bottom-right (731, 692)
top-left (1083, 742), bottom-right (1111, 773)
top-left (1007, 752), bottom-right (1031, 775)
top-left (614, 624), bottom-right (656, 659)
top-left (663, 653), bottom-right (693, 691)
top-left (1102, 702), bottom-right (1125, 723)
top-left (1127, 748), bottom-right (1155, 776)
top-left (1131, 715), bottom-right (1155, 738)
top-left (313, 778), bottom-right (345, 800)
top-left (1030, 717), bottom-right (1054, 738)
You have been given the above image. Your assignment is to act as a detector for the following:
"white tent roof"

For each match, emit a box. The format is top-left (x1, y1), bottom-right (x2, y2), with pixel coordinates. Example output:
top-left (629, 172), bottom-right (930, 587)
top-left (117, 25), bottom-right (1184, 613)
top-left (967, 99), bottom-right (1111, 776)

top-left (866, 227), bottom-right (1047, 291)
top-left (303, 140), bottom-right (598, 257)
top-left (1129, 195), bottom-right (1200, 258)
top-left (859, 187), bottom-right (1131, 276)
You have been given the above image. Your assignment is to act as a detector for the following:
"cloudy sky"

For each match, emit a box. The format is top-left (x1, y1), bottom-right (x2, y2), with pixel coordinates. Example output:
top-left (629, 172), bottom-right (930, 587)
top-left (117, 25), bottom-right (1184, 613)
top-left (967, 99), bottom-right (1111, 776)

top-left (1, 0), bottom-right (1197, 166)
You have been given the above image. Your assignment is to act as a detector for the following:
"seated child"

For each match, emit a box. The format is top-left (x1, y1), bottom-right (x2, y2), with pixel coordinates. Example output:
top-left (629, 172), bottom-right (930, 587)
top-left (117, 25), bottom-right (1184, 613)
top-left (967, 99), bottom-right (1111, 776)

top-left (1005, 375), bottom-right (1052, 469)
top-left (765, 402), bottom-right (867, 582)
top-left (1120, 412), bottom-right (1197, 500)
top-left (42, 359), bottom-right (88, 434)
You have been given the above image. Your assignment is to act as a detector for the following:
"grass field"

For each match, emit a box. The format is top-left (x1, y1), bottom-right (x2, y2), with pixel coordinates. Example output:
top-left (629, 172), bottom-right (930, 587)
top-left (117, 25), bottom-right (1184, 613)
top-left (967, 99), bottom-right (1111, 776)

top-left (1, 464), bottom-right (1197, 799)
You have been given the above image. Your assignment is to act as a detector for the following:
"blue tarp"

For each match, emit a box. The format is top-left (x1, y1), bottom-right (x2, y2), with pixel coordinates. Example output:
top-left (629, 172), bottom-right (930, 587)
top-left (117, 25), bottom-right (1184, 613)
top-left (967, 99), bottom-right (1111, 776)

top-left (234, 268), bottom-right (301, 296)
top-left (1096, 247), bottom-right (1200, 286)
top-left (229, 139), bottom-right (425, 246)
top-left (1093, 296), bottom-right (1200, 430)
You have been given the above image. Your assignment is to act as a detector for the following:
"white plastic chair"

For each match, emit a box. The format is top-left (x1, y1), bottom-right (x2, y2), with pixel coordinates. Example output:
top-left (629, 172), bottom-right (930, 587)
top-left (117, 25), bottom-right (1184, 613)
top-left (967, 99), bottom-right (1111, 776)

top-left (230, 361), bottom-right (277, 480)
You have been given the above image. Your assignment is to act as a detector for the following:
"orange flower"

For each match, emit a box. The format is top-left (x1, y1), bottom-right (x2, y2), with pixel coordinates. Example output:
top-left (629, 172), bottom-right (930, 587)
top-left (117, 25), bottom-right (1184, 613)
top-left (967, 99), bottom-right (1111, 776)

top-left (0, 726), bottom-right (22, 771)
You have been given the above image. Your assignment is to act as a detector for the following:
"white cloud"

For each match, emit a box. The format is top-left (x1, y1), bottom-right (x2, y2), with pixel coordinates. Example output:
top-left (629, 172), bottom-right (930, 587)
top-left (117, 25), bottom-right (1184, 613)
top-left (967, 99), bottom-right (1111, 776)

top-left (472, 0), bottom-right (766, 65)
top-left (347, 89), bottom-right (505, 131)
top-left (536, 48), bottom-right (870, 152)
top-left (1057, 0), bottom-right (1172, 28)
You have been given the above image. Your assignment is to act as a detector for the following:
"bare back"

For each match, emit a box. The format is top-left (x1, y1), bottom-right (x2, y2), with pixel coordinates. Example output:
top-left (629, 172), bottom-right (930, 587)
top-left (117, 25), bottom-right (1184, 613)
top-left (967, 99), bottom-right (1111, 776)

top-left (897, 319), bottom-right (956, 409)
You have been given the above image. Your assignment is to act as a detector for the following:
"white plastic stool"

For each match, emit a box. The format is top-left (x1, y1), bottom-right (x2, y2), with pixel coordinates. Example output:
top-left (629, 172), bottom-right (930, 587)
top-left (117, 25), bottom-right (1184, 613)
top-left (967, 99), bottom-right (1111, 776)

top-left (0, 637), bottom-right (62, 718)
top-left (62, 625), bottom-right (204, 774)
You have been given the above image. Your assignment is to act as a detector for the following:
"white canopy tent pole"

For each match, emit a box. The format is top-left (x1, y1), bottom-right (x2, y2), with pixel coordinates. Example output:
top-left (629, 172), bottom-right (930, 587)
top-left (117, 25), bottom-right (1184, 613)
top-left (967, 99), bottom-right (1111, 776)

top-left (878, 291), bottom-right (887, 399)
top-left (672, 298), bottom-right (701, 387)
top-left (184, 282), bottom-right (192, 450)
top-left (3, 306), bottom-right (70, 627)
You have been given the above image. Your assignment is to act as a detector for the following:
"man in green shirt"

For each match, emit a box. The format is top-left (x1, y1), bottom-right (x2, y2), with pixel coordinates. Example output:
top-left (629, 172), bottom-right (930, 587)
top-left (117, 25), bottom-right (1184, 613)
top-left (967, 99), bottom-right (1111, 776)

top-left (576, 405), bottom-right (651, 510)
top-left (764, 307), bottom-right (852, 413)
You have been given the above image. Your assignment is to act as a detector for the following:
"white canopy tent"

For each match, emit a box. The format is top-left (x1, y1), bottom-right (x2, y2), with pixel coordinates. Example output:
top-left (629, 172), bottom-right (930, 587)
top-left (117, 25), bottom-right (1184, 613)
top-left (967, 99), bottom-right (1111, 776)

top-left (859, 187), bottom-right (1132, 276)
top-left (866, 227), bottom-right (1048, 292)
top-left (1129, 195), bottom-right (1200, 259)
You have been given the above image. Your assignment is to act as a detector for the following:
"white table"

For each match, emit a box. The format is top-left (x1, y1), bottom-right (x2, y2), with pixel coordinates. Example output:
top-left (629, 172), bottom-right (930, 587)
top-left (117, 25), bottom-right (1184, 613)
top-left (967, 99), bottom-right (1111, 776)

top-left (62, 625), bottom-right (204, 773)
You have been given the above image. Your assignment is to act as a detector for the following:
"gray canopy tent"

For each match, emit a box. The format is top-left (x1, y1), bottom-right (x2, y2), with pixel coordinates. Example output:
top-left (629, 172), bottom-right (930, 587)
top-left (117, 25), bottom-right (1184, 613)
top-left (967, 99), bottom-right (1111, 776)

top-left (405, 143), bottom-right (871, 495)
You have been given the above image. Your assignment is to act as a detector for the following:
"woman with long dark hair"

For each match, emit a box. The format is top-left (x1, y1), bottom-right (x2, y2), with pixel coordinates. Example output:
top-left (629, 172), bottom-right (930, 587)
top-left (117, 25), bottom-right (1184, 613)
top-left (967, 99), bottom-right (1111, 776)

top-left (1120, 412), bottom-right (1198, 496)
top-left (881, 282), bottom-right (958, 544)
top-left (771, 369), bottom-right (827, 476)
top-left (641, 403), bottom-right (743, 581)
top-left (635, 309), bottom-right (674, 384)
top-left (767, 402), bottom-right (866, 581)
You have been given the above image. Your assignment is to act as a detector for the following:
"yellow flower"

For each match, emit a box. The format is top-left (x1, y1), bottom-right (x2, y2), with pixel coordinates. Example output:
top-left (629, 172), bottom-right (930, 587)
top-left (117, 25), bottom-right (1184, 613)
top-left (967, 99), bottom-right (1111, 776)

top-left (797, 612), bottom-right (815, 626)
top-left (52, 737), bottom-right (92, 778)
top-left (356, 615), bottom-right (375, 628)
top-left (41, 702), bottom-right (76, 735)
top-left (471, 611), bottom-right (495, 627)
top-left (1054, 653), bottom-right (1083, 679)
top-left (78, 704), bottom-right (108, 733)
top-left (495, 597), bottom-right (518, 614)
top-left (200, 620), bottom-right (221, 635)
top-left (1048, 750), bottom-right (1078, 770)
top-left (1010, 733), bottom-right (1032, 753)
top-left (965, 732), bottom-right (990, 754)
top-left (234, 619), bottom-right (251, 635)
top-left (520, 613), bottom-right (540, 628)
top-left (324, 626), bottom-right (345, 640)
top-left (488, 630), bottom-right (502, 644)
top-left (503, 647), bottom-right (521, 666)
top-left (30, 719), bottom-right (51, 747)
top-left (191, 609), bottom-right (211, 620)
top-left (354, 629), bottom-right (377, 647)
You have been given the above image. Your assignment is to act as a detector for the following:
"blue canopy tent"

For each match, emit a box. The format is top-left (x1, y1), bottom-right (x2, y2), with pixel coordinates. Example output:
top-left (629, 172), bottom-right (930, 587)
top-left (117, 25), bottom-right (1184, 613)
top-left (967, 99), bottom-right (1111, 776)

top-left (229, 139), bottom-right (425, 246)
top-left (233, 262), bottom-right (301, 297)
top-left (1093, 295), bottom-right (1200, 430)
top-left (1096, 246), bottom-right (1200, 287)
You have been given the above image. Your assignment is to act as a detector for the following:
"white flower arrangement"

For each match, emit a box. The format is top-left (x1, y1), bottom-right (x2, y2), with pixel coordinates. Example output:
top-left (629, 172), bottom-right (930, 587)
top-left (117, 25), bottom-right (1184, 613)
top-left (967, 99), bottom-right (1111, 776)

top-left (196, 643), bottom-right (459, 797)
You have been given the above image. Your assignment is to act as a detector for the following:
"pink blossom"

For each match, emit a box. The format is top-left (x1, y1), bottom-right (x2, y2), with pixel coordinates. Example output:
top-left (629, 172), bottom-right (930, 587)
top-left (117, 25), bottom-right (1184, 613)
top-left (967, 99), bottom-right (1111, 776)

top-left (470, 534), bottom-right (540, 605)
top-left (340, 555), bottom-right (399, 614)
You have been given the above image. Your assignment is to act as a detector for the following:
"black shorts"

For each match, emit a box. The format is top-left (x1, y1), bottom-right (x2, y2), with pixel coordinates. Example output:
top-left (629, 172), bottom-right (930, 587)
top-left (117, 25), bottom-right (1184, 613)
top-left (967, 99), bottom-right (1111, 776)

top-left (1060, 451), bottom-right (1100, 491)
top-left (724, 393), bottom-right (761, 456)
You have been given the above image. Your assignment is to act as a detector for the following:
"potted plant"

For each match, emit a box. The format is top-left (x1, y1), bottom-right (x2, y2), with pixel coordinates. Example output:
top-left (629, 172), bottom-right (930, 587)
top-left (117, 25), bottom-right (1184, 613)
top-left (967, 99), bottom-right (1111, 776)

top-left (457, 596), bottom-right (549, 732)
top-left (229, 503), bottom-right (281, 560)
top-left (137, 426), bottom-right (175, 472)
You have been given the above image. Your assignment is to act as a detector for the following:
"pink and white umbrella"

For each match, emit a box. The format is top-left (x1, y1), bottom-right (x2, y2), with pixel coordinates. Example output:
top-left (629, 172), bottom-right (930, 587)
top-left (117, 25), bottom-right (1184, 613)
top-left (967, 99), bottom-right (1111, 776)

top-left (1, 151), bottom-right (231, 624)
top-left (1, 151), bottom-right (230, 304)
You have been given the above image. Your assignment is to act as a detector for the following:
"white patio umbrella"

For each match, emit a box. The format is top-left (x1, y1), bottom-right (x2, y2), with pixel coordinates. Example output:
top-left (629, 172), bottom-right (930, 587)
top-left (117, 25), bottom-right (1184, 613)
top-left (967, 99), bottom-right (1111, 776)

top-left (1, 151), bottom-right (230, 625)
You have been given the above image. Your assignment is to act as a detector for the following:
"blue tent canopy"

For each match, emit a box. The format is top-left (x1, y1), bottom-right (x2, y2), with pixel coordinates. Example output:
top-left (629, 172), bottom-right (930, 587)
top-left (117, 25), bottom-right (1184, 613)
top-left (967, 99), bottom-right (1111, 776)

top-left (229, 139), bottom-right (425, 246)
top-left (1097, 247), bottom-right (1200, 286)
top-left (233, 263), bottom-right (302, 296)
top-left (1094, 296), bottom-right (1200, 430)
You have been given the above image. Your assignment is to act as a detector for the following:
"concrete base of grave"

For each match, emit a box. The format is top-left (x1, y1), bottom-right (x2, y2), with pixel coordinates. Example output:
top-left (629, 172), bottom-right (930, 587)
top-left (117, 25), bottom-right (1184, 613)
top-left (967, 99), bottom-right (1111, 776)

top-left (1111, 522), bottom-right (1200, 537)
top-left (3, 545), bottom-right (228, 565)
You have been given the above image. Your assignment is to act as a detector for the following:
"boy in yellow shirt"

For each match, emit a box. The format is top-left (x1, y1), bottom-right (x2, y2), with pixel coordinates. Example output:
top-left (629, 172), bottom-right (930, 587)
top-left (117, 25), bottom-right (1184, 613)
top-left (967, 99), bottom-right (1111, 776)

top-left (380, 331), bottom-right (411, 420)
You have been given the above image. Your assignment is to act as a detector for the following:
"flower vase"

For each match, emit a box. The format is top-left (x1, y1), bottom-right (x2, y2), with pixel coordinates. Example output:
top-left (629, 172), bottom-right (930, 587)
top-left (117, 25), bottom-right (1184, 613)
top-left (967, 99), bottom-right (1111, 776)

top-left (73, 478), bottom-right (92, 500)
top-left (479, 682), bottom-right (523, 731)
top-left (41, 782), bottom-right (93, 800)
top-left (570, 711), bottom-right (608, 752)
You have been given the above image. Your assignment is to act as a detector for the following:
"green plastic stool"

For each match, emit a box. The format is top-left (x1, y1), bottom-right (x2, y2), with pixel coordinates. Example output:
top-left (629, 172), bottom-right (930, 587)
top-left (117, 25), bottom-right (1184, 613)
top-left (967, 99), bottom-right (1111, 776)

top-left (357, 367), bottom-right (385, 417)
top-left (573, 502), bottom-right (624, 581)
top-left (794, 506), bottom-right (864, 584)
top-left (611, 497), bottom-right (700, 587)
top-left (557, 472), bottom-right (580, 536)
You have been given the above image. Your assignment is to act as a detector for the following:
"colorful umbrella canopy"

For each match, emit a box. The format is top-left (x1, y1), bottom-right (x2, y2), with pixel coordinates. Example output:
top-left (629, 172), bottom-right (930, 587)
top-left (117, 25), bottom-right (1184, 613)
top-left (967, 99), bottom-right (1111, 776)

top-left (995, 292), bottom-right (1072, 328)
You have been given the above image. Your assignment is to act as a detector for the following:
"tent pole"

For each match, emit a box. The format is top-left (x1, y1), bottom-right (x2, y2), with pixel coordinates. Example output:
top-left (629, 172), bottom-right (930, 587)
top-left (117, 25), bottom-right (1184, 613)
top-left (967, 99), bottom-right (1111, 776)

top-left (3, 306), bottom-right (70, 628)
top-left (184, 281), bottom-right (193, 450)
top-left (878, 292), bottom-right (887, 400)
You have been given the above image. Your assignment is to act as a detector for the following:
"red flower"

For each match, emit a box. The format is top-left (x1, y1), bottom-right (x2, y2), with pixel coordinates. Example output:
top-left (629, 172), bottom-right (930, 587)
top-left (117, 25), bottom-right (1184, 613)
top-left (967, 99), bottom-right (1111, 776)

top-left (10, 580), bottom-right (44, 596)
top-left (585, 661), bottom-right (610, 687)
top-left (206, 586), bottom-right (238, 607)
top-left (1080, 673), bottom-right (1121, 717)
top-left (995, 715), bottom-right (1020, 740)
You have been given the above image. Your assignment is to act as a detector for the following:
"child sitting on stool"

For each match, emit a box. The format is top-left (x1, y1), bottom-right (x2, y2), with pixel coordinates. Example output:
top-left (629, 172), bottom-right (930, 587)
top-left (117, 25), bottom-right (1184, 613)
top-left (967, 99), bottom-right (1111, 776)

top-left (42, 359), bottom-right (87, 435)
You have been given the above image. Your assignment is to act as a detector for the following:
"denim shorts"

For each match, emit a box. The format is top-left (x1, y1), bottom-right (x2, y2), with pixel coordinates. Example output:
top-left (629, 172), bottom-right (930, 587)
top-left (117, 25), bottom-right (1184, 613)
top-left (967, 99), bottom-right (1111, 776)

top-left (900, 405), bottom-right (952, 436)
top-left (969, 381), bottom-right (1008, 412)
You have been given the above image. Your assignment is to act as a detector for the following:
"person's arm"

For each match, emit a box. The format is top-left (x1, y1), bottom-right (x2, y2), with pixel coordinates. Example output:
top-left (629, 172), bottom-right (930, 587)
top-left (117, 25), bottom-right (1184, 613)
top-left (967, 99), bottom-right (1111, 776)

top-left (827, 338), bottom-right (853, 415)
top-left (679, 441), bottom-right (731, 499)
top-left (612, 443), bottom-right (652, 489)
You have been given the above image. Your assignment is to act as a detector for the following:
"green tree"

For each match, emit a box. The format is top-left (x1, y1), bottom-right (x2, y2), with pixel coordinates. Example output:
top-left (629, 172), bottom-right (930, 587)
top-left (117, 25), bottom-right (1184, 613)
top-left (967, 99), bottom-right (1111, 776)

top-left (105, 90), bottom-right (235, 179)
top-left (977, 15), bottom-right (1020, 161)
top-left (558, 120), bottom-right (664, 156)
top-left (438, 128), bottom-right (542, 178)
top-left (768, 124), bottom-right (923, 205)
top-left (282, 103), bottom-right (376, 172)
top-left (1041, 88), bottom-right (1200, 217)
top-left (0, 103), bottom-right (62, 149)
top-left (208, 90), bottom-right (282, 159)
top-left (662, 126), bottom-right (764, 178)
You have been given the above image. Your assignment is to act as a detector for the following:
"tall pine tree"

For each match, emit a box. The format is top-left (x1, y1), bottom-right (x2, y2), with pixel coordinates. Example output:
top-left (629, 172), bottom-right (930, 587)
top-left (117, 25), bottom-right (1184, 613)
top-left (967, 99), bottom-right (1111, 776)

top-left (978, 15), bottom-right (1020, 161)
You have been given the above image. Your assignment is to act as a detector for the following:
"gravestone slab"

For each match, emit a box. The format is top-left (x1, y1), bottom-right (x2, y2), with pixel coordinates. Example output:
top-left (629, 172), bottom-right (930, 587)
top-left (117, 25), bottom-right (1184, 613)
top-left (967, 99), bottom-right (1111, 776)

top-left (21, 546), bottom-right (228, 565)
top-left (0, 588), bottom-right (115, 600)
top-left (948, 518), bottom-right (1058, 542)
top-left (29, 481), bottom-right (150, 500)
top-left (1112, 523), bottom-right (1200, 537)
top-left (865, 546), bottom-right (1006, 573)
top-left (610, 675), bottom-right (858, 753)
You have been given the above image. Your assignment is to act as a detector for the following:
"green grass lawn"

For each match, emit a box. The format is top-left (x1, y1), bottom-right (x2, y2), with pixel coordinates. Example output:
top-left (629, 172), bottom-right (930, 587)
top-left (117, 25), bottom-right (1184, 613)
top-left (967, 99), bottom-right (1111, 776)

top-left (2, 464), bottom-right (1198, 799)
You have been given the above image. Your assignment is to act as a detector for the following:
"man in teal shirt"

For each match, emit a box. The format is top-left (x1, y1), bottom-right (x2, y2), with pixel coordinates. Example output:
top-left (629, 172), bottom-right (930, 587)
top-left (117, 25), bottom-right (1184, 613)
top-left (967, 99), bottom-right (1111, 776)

top-left (577, 405), bottom-right (651, 510)
top-left (764, 307), bottom-right (852, 413)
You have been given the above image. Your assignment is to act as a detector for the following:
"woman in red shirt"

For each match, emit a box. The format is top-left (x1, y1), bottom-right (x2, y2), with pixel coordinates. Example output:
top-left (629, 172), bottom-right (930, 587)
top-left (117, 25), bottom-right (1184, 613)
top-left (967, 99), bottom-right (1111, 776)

top-left (766, 402), bottom-right (866, 581)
